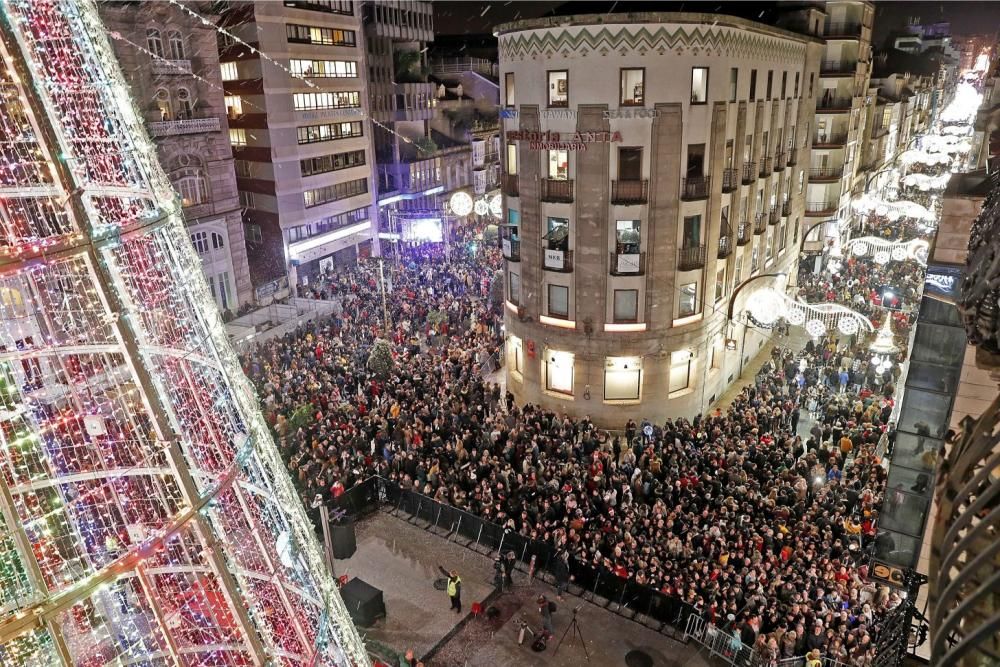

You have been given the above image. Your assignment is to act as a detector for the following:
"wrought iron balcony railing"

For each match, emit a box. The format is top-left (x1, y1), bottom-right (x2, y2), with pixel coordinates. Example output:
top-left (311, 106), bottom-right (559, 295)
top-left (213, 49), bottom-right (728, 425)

top-left (809, 166), bottom-right (845, 182)
top-left (736, 221), bottom-right (752, 245)
top-left (787, 148), bottom-right (798, 166)
top-left (611, 179), bottom-right (648, 204)
top-left (543, 248), bottom-right (574, 272)
top-left (742, 161), bottom-right (757, 184)
top-left (681, 176), bottom-right (711, 200)
top-left (806, 200), bottom-right (838, 216)
top-left (753, 212), bottom-right (767, 234)
top-left (609, 251), bottom-right (646, 275)
top-left (541, 178), bottom-right (573, 202)
top-left (718, 223), bottom-right (733, 258)
top-left (722, 168), bottom-right (738, 193)
top-left (759, 156), bottom-right (772, 177)
top-left (677, 244), bottom-right (706, 271)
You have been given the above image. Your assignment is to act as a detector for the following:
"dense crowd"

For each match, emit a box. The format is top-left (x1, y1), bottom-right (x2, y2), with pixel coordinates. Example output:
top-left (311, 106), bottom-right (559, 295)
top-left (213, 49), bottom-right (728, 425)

top-left (244, 221), bottom-right (926, 666)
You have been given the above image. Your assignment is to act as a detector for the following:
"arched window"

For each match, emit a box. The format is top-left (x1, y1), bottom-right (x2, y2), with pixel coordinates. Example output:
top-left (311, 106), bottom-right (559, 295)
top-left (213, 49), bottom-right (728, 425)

top-left (167, 30), bottom-right (185, 60)
top-left (146, 28), bottom-right (163, 58)
top-left (211, 232), bottom-right (225, 250)
top-left (190, 231), bottom-right (209, 254)
top-left (176, 87), bottom-right (192, 119)
top-left (174, 169), bottom-right (208, 207)
top-left (155, 88), bottom-right (171, 121)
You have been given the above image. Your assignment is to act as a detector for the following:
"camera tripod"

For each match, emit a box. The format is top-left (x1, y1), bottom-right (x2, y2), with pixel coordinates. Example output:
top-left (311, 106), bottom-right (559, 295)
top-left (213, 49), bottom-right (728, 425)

top-left (553, 606), bottom-right (589, 661)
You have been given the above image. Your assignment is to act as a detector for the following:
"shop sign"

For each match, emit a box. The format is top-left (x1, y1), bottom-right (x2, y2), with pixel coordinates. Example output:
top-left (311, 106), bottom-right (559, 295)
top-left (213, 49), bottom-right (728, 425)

top-left (544, 249), bottom-right (565, 269)
top-left (506, 130), bottom-right (623, 151)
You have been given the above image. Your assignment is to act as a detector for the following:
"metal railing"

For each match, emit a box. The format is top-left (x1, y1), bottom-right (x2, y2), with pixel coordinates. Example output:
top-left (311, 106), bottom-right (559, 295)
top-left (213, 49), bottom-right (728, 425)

top-left (782, 200), bottom-right (791, 217)
top-left (817, 94), bottom-right (853, 111)
top-left (742, 161), bottom-right (757, 184)
top-left (813, 131), bottom-right (849, 146)
top-left (681, 175), bottom-right (711, 200)
top-left (502, 173), bottom-right (518, 196)
top-left (677, 244), bottom-right (706, 270)
top-left (809, 166), bottom-right (845, 181)
top-left (541, 178), bottom-right (573, 202)
top-left (148, 116), bottom-right (221, 137)
top-left (819, 59), bottom-right (855, 75)
top-left (151, 58), bottom-right (191, 75)
top-left (824, 21), bottom-right (861, 38)
top-left (722, 168), bottom-right (738, 192)
top-left (769, 206), bottom-right (781, 225)
top-left (753, 212), bottom-right (767, 234)
top-left (611, 179), bottom-right (648, 204)
top-left (759, 156), bottom-right (772, 177)
top-left (501, 238), bottom-right (520, 261)
top-left (736, 221), bottom-right (752, 245)
top-left (806, 200), bottom-right (838, 215)
top-left (717, 226), bottom-right (733, 258)
top-left (774, 151), bottom-right (786, 171)
top-left (684, 615), bottom-right (857, 667)
top-left (788, 147), bottom-right (798, 165)
top-left (609, 251), bottom-right (645, 275)
top-left (543, 248), bottom-right (573, 272)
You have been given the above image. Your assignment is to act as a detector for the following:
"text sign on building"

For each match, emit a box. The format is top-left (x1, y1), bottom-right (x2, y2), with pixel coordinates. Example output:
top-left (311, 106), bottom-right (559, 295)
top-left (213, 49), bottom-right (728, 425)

top-left (502, 239), bottom-right (512, 257)
top-left (871, 560), bottom-right (907, 590)
top-left (506, 130), bottom-right (623, 151)
top-left (616, 253), bottom-right (641, 273)
top-left (544, 249), bottom-right (565, 269)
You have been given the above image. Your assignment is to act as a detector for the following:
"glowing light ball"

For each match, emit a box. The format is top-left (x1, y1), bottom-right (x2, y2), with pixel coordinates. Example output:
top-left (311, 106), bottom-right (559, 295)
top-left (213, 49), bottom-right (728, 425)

top-left (837, 317), bottom-right (859, 336)
top-left (875, 204), bottom-right (889, 217)
top-left (490, 194), bottom-right (503, 217)
top-left (746, 288), bottom-right (785, 326)
top-left (806, 319), bottom-right (827, 338)
top-left (891, 247), bottom-right (908, 262)
top-left (474, 198), bottom-right (489, 216)
top-left (852, 242), bottom-right (869, 257)
top-left (873, 250), bottom-right (891, 265)
top-left (786, 309), bottom-right (806, 326)
top-left (887, 209), bottom-right (901, 221)
top-left (450, 191), bottom-right (474, 216)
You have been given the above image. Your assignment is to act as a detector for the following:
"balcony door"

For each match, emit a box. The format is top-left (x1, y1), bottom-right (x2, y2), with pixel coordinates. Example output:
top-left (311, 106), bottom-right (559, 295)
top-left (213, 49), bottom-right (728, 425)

top-left (618, 147), bottom-right (642, 180)
top-left (686, 144), bottom-right (705, 177)
top-left (682, 215), bottom-right (701, 249)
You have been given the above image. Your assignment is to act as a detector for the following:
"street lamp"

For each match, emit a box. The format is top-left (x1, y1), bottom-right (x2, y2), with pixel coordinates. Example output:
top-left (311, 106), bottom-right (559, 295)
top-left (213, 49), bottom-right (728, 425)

top-left (864, 134), bottom-right (924, 194)
top-left (725, 272), bottom-right (786, 379)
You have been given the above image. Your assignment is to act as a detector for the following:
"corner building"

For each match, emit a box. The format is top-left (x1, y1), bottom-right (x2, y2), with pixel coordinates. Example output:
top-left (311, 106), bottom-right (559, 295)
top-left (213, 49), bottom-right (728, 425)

top-left (496, 13), bottom-right (823, 425)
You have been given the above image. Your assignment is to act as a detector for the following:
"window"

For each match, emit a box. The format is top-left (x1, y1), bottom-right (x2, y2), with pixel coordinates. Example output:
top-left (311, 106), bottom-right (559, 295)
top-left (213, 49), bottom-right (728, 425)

top-left (765, 231), bottom-right (774, 264)
top-left (548, 70), bottom-right (568, 107)
top-left (224, 95), bottom-right (243, 118)
top-left (297, 121), bottom-right (363, 144)
top-left (508, 335), bottom-right (523, 376)
top-left (300, 149), bottom-right (366, 176)
top-left (751, 243), bottom-right (760, 272)
top-left (605, 357), bottom-right (641, 401)
top-left (715, 267), bottom-right (726, 302)
top-left (289, 59), bottom-right (358, 78)
top-left (670, 350), bottom-right (693, 392)
top-left (616, 220), bottom-right (640, 253)
top-left (212, 232), bottom-right (225, 250)
top-left (505, 142), bottom-right (518, 175)
top-left (283, 0), bottom-right (353, 14)
top-left (778, 220), bottom-right (787, 251)
top-left (734, 256), bottom-right (743, 286)
top-left (798, 170), bottom-right (805, 194)
top-left (546, 217), bottom-right (568, 251)
top-left (678, 282), bottom-right (697, 317)
top-left (547, 284), bottom-right (569, 318)
top-left (686, 143), bottom-right (705, 176)
top-left (793, 217), bottom-right (800, 244)
top-left (544, 349), bottom-right (574, 395)
top-left (220, 62), bottom-right (238, 81)
top-left (239, 191), bottom-right (256, 210)
top-left (167, 31), bottom-right (185, 60)
top-left (682, 215), bottom-right (701, 249)
top-left (691, 67), bottom-right (708, 104)
top-left (729, 67), bottom-right (738, 102)
top-left (146, 28), bottom-right (163, 58)
top-left (286, 23), bottom-right (356, 46)
top-left (809, 73), bottom-right (814, 97)
top-left (547, 149), bottom-right (568, 180)
top-left (292, 91), bottom-right (361, 110)
top-left (504, 72), bottom-right (515, 108)
top-left (509, 271), bottom-right (521, 305)
top-left (303, 178), bottom-right (368, 207)
top-left (234, 160), bottom-right (253, 178)
top-left (781, 71), bottom-right (787, 99)
top-left (617, 147), bottom-right (642, 181)
top-left (155, 88), bottom-right (171, 121)
top-left (613, 289), bottom-right (638, 322)
top-left (620, 68), bottom-right (645, 106)
top-left (191, 231), bottom-right (209, 254)
top-left (766, 70), bottom-right (773, 100)
top-left (175, 172), bottom-right (207, 206)
top-left (209, 271), bottom-right (233, 311)
top-left (794, 72), bottom-right (800, 97)
top-left (508, 208), bottom-right (520, 226)
top-left (229, 128), bottom-right (247, 147)
top-left (749, 69), bottom-right (757, 101)
top-left (177, 87), bottom-right (192, 118)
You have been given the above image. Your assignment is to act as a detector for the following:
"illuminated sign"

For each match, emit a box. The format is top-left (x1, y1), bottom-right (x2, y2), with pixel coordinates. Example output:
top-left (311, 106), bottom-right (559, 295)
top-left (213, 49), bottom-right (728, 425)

top-left (870, 560), bottom-right (906, 589)
top-left (506, 130), bottom-right (623, 151)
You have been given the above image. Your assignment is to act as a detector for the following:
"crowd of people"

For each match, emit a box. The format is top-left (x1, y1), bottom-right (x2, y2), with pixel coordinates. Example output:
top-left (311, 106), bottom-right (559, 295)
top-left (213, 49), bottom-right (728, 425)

top-left (243, 216), bottom-right (929, 666)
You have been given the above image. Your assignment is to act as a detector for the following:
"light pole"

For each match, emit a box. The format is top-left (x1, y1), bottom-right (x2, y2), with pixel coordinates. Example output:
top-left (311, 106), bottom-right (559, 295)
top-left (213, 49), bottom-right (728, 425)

top-left (725, 272), bottom-right (786, 379)
top-left (863, 134), bottom-right (923, 194)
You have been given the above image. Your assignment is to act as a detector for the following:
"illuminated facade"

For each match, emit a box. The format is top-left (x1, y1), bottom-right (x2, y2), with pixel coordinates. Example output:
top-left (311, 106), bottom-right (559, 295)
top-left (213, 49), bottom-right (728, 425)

top-left (497, 12), bottom-right (822, 424)
top-left (0, 0), bottom-right (367, 664)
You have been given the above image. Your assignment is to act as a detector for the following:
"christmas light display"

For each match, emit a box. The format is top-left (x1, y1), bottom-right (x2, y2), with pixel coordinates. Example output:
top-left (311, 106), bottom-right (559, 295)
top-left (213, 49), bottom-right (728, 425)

top-left (0, 1), bottom-right (368, 665)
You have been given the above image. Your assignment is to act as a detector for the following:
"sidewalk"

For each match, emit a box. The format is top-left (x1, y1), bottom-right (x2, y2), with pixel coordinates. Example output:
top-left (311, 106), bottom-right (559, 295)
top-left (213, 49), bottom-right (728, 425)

top-left (715, 327), bottom-right (812, 409)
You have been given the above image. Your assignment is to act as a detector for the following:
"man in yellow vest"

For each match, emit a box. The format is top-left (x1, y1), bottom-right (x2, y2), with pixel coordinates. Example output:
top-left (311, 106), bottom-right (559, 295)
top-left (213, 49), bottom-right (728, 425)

top-left (439, 566), bottom-right (462, 613)
top-left (806, 649), bottom-right (822, 667)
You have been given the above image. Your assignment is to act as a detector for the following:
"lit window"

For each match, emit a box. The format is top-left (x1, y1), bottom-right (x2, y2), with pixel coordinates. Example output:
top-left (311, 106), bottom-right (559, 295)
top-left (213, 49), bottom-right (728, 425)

top-left (229, 128), bottom-right (247, 147)
top-left (547, 284), bottom-right (569, 318)
top-left (506, 143), bottom-right (517, 175)
top-left (678, 282), bottom-right (697, 317)
top-left (616, 220), bottom-right (640, 254)
top-left (190, 231), bottom-right (209, 254)
top-left (548, 149), bottom-right (568, 180)
top-left (504, 72), bottom-right (515, 108)
top-left (508, 271), bottom-right (521, 305)
top-left (220, 62), bottom-right (238, 81)
top-left (613, 289), bottom-right (638, 322)
top-left (544, 349), bottom-right (574, 395)
top-left (167, 30), bottom-right (185, 60)
top-left (225, 95), bottom-right (243, 118)
top-left (155, 88), bottom-right (171, 121)
top-left (175, 172), bottom-right (207, 206)
top-left (177, 87), bottom-right (192, 118)
top-left (670, 350), bottom-right (693, 392)
top-left (620, 68), bottom-right (644, 106)
top-left (729, 67), bottom-right (738, 102)
top-left (691, 67), bottom-right (709, 104)
top-left (605, 357), bottom-right (641, 401)
top-left (715, 267), bottom-right (726, 302)
top-left (548, 70), bottom-right (568, 107)
top-left (508, 335), bottom-right (523, 376)
top-left (146, 28), bottom-right (163, 58)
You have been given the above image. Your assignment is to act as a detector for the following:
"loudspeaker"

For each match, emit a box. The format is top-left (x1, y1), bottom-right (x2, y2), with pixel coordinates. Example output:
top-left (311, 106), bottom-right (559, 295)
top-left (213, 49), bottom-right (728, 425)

top-left (331, 523), bottom-right (356, 559)
top-left (340, 577), bottom-right (385, 627)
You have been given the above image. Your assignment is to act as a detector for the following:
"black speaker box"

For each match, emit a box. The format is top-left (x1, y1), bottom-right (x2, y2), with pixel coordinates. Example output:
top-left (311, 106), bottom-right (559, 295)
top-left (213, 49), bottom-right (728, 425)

top-left (340, 577), bottom-right (385, 626)
top-left (332, 522), bottom-right (356, 559)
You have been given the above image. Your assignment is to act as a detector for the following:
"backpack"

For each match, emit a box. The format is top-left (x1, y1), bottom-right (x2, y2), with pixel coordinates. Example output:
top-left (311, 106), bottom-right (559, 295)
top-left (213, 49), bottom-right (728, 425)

top-left (548, 601), bottom-right (557, 613)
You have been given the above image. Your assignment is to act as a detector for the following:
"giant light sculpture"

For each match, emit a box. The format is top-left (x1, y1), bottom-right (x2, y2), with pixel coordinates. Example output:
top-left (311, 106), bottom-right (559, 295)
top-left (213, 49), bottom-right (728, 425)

top-left (0, 1), bottom-right (368, 665)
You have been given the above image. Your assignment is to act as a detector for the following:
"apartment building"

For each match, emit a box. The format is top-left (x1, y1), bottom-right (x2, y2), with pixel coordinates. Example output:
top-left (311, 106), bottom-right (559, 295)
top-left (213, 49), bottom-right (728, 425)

top-left (219, 0), bottom-right (376, 299)
top-left (496, 11), bottom-right (823, 424)
top-left (100, 1), bottom-right (253, 312)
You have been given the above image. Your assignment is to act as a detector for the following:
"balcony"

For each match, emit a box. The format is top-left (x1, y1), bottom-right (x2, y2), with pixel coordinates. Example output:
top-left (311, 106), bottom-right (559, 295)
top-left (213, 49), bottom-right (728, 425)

top-left (609, 251), bottom-right (645, 275)
top-left (611, 179), bottom-right (648, 204)
top-left (813, 131), bottom-right (849, 147)
top-left (753, 212), bottom-right (767, 234)
top-left (722, 168), bottom-right (738, 193)
top-left (541, 178), bottom-right (574, 203)
top-left (769, 206), bottom-right (781, 225)
top-left (543, 248), bottom-right (573, 272)
top-left (817, 94), bottom-right (853, 112)
top-left (736, 221), bottom-right (752, 245)
top-left (824, 22), bottom-right (861, 38)
top-left (871, 123), bottom-right (889, 138)
top-left (805, 200), bottom-right (838, 216)
top-left (677, 245), bottom-right (706, 271)
top-left (782, 200), bottom-right (791, 217)
top-left (742, 162), bottom-right (757, 184)
top-left (787, 148), bottom-right (798, 166)
top-left (774, 152), bottom-right (786, 171)
top-left (501, 238), bottom-right (520, 262)
top-left (681, 176), bottom-right (710, 200)
top-left (151, 59), bottom-right (191, 76)
top-left (860, 158), bottom-right (878, 172)
top-left (819, 59), bottom-right (854, 76)
top-left (148, 116), bottom-right (221, 137)
top-left (809, 166), bottom-right (844, 182)
top-left (503, 173), bottom-right (519, 197)
top-left (759, 157), bottom-right (772, 177)
top-left (718, 223), bottom-right (733, 258)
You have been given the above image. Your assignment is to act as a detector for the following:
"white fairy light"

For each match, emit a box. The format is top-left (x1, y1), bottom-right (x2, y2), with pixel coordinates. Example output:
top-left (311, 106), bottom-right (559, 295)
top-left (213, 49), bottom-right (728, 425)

top-left (450, 192), bottom-right (474, 216)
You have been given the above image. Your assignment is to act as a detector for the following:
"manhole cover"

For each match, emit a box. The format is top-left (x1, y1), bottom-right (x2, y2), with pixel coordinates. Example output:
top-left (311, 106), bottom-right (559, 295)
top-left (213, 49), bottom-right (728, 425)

top-left (625, 649), bottom-right (653, 667)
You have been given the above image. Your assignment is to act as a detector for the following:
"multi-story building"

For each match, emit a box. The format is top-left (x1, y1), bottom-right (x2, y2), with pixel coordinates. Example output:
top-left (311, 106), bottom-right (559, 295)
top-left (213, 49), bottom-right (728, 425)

top-left (220, 0), bottom-right (376, 299)
top-left (496, 12), bottom-right (823, 424)
top-left (100, 1), bottom-right (253, 312)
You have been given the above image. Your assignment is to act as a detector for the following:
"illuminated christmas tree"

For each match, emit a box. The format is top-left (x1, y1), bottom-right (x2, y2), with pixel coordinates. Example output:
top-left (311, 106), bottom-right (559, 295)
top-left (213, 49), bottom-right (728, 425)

top-left (0, 1), bottom-right (368, 664)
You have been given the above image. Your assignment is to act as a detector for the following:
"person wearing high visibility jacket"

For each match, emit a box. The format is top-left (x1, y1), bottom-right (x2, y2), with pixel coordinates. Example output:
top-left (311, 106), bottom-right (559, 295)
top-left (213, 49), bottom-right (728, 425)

top-left (439, 566), bottom-right (462, 613)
